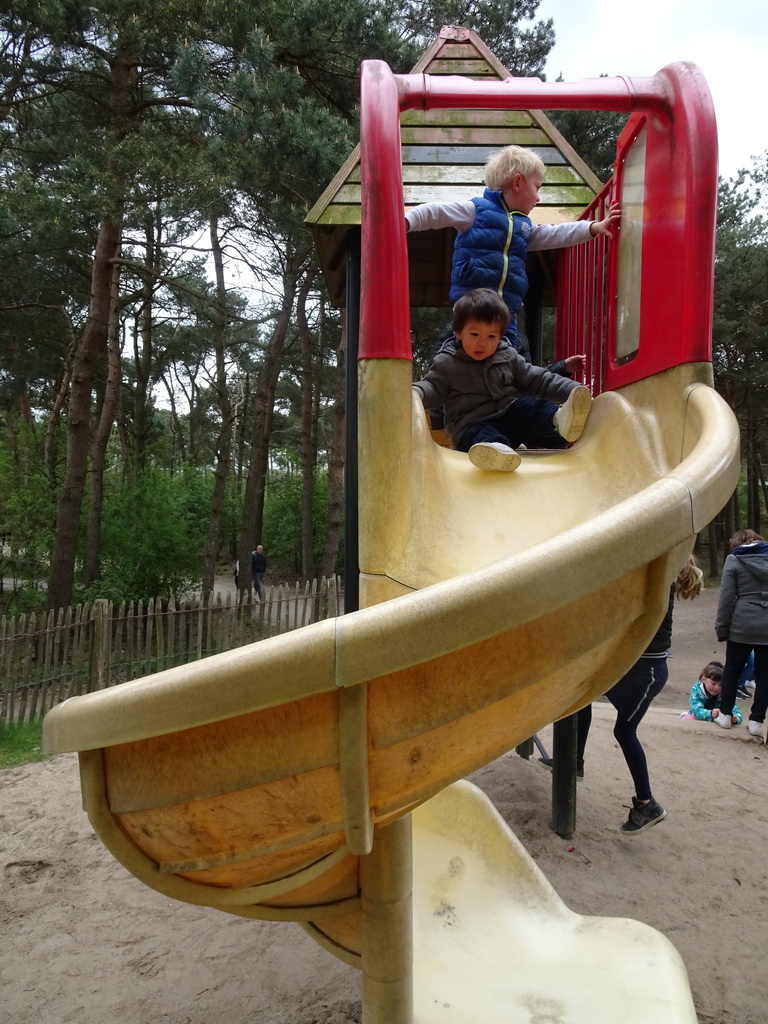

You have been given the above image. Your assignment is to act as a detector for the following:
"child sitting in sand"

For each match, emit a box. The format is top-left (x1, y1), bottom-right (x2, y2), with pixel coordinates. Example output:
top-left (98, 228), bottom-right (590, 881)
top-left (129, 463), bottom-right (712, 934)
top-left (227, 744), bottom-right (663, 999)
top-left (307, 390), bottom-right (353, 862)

top-left (682, 661), bottom-right (743, 724)
top-left (412, 288), bottom-right (592, 472)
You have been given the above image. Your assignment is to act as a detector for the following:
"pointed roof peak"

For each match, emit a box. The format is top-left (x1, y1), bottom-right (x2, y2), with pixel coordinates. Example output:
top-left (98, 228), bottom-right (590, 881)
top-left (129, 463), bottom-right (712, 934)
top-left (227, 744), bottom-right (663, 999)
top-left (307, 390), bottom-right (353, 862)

top-left (307, 26), bottom-right (603, 306)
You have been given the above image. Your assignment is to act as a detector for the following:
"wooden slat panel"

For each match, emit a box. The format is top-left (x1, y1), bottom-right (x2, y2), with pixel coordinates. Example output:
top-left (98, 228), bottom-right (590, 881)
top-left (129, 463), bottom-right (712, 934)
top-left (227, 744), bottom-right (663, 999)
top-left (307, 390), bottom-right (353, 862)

top-left (405, 184), bottom-right (594, 205)
top-left (73, 604), bottom-right (84, 695)
top-left (367, 577), bottom-right (646, 751)
top-left (0, 581), bottom-right (343, 714)
top-left (105, 689), bottom-right (340, 812)
top-left (16, 613), bottom-right (28, 723)
top-left (26, 613), bottom-right (39, 719)
top-left (404, 165), bottom-right (587, 188)
top-left (313, 193), bottom-right (589, 224)
top-left (135, 601), bottom-right (144, 675)
top-left (182, 850), bottom-right (359, 914)
top-left (367, 650), bottom-right (604, 821)
top-left (54, 607), bottom-right (68, 704)
top-left (77, 603), bottom-right (91, 693)
top-left (196, 597), bottom-right (204, 660)
top-left (400, 109), bottom-right (533, 127)
top-left (401, 126), bottom-right (550, 147)
top-left (179, 831), bottom-right (348, 887)
top-left (424, 59), bottom-right (497, 76)
top-left (41, 609), bottom-right (55, 714)
top-left (145, 598), bottom-right (155, 674)
top-left (2, 615), bottom-right (15, 723)
top-left (257, 853), bottom-right (359, 910)
top-left (154, 598), bottom-right (164, 671)
top-left (346, 164), bottom-right (586, 188)
top-left (431, 43), bottom-right (485, 60)
top-left (313, 206), bottom-right (361, 225)
top-left (114, 764), bottom-right (345, 867)
top-left (165, 597), bottom-right (176, 671)
top-left (401, 144), bottom-right (567, 165)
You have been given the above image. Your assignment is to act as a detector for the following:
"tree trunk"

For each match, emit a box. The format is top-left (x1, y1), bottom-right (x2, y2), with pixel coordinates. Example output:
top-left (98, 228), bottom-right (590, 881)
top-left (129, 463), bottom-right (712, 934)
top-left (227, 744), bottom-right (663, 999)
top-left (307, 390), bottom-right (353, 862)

top-left (131, 216), bottom-right (159, 474)
top-left (746, 414), bottom-right (761, 531)
top-left (707, 518), bottom-right (719, 577)
top-left (83, 257), bottom-right (123, 587)
top-left (47, 47), bottom-right (132, 611)
top-left (757, 455), bottom-right (768, 538)
top-left (45, 367), bottom-right (72, 501)
top-left (159, 367), bottom-right (189, 469)
top-left (47, 216), bottom-right (121, 611)
top-left (722, 488), bottom-right (738, 562)
top-left (201, 213), bottom-right (234, 598)
top-left (237, 255), bottom-right (301, 586)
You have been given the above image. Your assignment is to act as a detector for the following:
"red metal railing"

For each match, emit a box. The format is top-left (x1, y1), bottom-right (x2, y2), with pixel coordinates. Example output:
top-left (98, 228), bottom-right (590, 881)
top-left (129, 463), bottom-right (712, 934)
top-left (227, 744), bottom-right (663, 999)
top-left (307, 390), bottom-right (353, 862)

top-left (558, 187), bottom-right (612, 394)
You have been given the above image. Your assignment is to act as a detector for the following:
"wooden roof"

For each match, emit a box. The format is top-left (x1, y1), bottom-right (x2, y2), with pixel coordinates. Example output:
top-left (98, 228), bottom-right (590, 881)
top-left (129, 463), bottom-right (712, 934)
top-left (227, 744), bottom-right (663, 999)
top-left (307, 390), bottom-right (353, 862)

top-left (306, 25), bottom-right (603, 308)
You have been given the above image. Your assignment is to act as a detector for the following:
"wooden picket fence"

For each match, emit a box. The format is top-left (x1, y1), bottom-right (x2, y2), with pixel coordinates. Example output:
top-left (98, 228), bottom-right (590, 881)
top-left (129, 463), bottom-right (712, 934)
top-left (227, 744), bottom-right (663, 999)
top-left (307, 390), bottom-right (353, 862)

top-left (0, 577), bottom-right (343, 725)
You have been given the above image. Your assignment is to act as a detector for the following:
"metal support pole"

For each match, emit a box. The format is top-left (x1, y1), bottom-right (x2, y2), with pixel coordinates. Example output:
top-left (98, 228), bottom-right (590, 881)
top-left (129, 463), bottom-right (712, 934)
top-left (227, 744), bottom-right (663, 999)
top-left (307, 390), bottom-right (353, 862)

top-left (550, 713), bottom-right (578, 839)
top-left (344, 229), bottom-right (361, 614)
top-left (360, 815), bottom-right (413, 1024)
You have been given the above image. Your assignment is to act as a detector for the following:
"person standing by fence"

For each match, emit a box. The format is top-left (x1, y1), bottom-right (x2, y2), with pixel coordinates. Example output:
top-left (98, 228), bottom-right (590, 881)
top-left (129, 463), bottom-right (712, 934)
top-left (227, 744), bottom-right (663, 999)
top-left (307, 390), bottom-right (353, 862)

top-left (251, 545), bottom-right (267, 600)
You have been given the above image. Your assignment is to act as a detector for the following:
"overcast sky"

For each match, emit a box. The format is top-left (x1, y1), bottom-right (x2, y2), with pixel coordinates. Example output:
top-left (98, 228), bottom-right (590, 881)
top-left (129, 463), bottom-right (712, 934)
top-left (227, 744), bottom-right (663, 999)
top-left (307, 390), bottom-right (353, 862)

top-left (536, 0), bottom-right (766, 181)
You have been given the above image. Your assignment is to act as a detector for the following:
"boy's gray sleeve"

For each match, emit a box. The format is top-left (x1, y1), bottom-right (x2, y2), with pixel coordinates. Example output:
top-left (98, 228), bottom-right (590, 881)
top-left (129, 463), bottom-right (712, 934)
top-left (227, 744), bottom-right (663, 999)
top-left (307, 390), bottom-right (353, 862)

top-left (528, 221), bottom-right (593, 251)
top-left (405, 201), bottom-right (476, 233)
top-left (511, 353), bottom-right (579, 404)
top-left (412, 378), bottom-right (442, 410)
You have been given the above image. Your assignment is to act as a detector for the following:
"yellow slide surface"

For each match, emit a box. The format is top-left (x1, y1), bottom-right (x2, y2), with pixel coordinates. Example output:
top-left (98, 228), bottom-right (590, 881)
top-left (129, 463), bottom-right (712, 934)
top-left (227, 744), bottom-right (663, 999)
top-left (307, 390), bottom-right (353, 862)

top-left (412, 780), bottom-right (697, 1023)
top-left (43, 358), bottom-right (738, 1021)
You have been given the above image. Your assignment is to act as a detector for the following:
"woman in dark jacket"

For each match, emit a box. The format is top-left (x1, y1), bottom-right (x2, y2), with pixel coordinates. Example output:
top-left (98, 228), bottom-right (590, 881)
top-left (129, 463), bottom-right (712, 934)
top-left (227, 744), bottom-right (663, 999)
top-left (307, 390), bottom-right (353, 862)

top-left (715, 529), bottom-right (768, 736)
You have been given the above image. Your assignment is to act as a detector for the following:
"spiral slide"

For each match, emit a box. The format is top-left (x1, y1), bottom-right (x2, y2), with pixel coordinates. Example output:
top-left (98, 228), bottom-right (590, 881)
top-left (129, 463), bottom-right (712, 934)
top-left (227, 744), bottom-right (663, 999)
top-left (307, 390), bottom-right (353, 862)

top-left (44, 60), bottom-right (739, 1023)
top-left (43, 356), bottom-right (738, 1022)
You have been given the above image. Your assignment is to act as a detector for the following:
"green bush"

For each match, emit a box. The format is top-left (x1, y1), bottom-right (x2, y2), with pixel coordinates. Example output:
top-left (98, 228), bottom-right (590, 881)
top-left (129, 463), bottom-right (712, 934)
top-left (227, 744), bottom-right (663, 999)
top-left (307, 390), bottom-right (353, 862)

top-left (262, 468), bottom-right (335, 574)
top-left (84, 468), bottom-right (210, 602)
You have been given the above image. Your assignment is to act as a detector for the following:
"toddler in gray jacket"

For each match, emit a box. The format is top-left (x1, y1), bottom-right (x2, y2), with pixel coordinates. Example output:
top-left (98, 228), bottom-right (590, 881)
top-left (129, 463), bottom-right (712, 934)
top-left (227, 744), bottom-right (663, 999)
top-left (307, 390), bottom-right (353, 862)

top-left (412, 288), bottom-right (591, 472)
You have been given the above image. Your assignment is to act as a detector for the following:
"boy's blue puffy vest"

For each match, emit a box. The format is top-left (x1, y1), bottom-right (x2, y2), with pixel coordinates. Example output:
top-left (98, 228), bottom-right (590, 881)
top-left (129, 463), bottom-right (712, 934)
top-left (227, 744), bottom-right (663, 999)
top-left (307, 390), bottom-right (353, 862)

top-left (448, 189), bottom-right (532, 313)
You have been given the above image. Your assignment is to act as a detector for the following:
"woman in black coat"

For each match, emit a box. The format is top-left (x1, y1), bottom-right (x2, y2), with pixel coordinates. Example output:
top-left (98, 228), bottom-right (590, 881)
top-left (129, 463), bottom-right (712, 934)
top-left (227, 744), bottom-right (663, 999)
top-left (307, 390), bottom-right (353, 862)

top-left (715, 529), bottom-right (768, 736)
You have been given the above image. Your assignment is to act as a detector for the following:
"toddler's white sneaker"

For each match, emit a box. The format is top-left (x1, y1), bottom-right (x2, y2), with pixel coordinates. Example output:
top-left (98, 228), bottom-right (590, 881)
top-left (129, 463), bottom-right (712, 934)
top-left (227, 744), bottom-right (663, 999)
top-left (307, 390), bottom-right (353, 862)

top-left (468, 442), bottom-right (521, 472)
top-left (554, 385), bottom-right (592, 442)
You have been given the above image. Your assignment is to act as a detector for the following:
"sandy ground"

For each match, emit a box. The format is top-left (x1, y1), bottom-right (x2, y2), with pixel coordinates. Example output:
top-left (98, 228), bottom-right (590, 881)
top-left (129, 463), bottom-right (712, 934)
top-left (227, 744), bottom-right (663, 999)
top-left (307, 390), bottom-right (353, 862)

top-left (2, 586), bottom-right (767, 1024)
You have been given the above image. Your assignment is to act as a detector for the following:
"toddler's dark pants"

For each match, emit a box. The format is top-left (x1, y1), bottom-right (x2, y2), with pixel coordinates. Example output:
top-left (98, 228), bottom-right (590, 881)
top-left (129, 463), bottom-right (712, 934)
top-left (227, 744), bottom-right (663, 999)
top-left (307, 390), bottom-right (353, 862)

top-left (458, 397), bottom-right (567, 451)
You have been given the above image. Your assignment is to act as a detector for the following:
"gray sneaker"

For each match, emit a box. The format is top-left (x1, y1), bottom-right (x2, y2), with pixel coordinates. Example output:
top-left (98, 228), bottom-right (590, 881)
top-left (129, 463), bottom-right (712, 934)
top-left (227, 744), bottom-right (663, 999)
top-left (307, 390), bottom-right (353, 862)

top-left (468, 442), bottom-right (521, 472)
top-left (554, 385), bottom-right (592, 442)
top-left (619, 797), bottom-right (666, 835)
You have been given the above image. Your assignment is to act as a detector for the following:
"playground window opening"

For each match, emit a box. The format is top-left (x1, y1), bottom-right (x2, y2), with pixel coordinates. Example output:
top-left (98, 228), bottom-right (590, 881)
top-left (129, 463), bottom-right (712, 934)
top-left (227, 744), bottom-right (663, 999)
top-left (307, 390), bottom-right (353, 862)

top-left (613, 121), bottom-right (647, 367)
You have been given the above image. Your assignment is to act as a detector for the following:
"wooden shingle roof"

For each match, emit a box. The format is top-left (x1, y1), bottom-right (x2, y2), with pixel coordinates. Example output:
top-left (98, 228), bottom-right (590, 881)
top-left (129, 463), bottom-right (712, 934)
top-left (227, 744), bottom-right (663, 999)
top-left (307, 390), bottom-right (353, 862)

top-left (306, 25), bottom-right (603, 308)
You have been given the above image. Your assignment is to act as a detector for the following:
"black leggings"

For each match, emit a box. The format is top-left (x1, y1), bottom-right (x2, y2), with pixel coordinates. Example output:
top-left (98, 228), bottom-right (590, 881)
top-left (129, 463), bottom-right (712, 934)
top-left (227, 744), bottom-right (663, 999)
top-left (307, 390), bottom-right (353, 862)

top-left (573, 701), bottom-right (655, 800)
top-left (607, 657), bottom-right (668, 801)
top-left (720, 640), bottom-right (768, 722)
